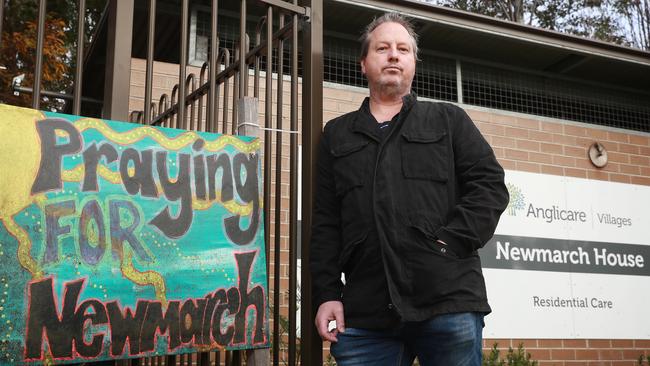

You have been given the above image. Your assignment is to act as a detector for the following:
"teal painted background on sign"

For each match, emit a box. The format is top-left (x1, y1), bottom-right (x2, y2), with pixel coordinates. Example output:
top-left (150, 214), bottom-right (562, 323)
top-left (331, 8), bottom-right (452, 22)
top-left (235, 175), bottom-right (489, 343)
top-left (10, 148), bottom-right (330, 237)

top-left (0, 105), bottom-right (268, 365)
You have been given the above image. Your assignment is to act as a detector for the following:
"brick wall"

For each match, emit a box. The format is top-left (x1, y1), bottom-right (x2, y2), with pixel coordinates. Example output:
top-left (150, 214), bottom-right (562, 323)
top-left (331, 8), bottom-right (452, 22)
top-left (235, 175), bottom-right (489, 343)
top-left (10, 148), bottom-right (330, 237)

top-left (129, 61), bottom-right (650, 365)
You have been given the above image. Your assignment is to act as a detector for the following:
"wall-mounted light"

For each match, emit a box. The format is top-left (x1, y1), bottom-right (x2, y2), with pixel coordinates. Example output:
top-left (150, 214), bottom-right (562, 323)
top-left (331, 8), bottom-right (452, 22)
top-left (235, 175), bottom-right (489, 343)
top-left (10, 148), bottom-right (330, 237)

top-left (588, 142), bottom-right (608, 168)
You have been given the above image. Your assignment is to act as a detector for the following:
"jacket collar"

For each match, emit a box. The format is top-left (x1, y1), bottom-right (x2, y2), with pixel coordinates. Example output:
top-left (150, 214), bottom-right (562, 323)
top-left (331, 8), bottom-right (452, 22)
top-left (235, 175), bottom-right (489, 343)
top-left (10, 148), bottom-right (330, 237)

top-left (350, 92), bottom-right (418, 141)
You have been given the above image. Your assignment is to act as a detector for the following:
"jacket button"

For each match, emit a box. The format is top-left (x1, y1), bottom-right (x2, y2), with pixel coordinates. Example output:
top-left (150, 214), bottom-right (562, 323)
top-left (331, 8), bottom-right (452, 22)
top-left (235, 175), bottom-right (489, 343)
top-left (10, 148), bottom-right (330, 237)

top-left (388, 303), bottom-right (394, 310)
top-left (440, 247), bottom-right (447, 253)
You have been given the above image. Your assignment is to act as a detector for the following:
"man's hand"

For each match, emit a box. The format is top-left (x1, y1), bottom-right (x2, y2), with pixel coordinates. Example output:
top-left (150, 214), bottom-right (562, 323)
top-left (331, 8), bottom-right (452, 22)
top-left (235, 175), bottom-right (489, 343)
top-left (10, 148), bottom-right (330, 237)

top-left (315, 300), bottom-right (345, 342)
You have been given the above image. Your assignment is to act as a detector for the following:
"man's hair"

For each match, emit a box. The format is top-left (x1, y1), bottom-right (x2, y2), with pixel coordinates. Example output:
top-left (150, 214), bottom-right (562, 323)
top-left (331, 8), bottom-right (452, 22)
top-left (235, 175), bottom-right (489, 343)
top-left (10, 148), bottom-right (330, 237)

top-left (359, 13), bottom-right (419, 61)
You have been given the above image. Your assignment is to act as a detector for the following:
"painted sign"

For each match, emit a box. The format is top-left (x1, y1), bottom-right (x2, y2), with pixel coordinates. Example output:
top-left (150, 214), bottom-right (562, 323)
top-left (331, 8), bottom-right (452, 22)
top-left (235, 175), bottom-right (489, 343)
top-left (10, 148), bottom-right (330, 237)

top-left (482, 170), bottom-right (650, 339)
top-left (0, 104), bottom-right (269, 365)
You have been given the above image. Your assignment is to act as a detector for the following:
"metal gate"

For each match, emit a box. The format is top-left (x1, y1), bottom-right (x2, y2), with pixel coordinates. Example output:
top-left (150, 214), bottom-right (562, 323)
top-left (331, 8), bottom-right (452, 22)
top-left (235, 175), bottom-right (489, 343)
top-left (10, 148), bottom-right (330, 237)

top-left (0, 0), bottom-right (324, 364)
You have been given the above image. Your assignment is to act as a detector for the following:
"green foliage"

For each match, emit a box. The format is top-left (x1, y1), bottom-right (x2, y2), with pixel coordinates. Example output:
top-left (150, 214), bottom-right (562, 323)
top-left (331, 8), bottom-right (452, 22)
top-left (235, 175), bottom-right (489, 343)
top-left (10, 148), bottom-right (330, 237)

top-left (483, 343), bottom-right (539, 366)
top-left (424, 0), bottom-right (649, 50)
top-left (638, 354), bottom-right (650, 365)
top-left (0, 0), bottom-right (106, 110)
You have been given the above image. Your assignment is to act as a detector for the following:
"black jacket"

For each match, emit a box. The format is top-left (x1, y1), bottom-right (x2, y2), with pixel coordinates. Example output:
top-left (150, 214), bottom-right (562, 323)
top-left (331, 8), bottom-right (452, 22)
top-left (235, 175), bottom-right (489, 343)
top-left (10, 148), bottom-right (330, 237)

top-left (310, 94), bottom-right (509, 328)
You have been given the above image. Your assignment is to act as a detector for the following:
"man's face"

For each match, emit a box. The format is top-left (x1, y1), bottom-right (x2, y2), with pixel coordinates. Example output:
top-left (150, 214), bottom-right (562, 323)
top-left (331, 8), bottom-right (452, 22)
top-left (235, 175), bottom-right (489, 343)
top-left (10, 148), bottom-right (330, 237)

top-left (361, 21), bottom-right (416, 97)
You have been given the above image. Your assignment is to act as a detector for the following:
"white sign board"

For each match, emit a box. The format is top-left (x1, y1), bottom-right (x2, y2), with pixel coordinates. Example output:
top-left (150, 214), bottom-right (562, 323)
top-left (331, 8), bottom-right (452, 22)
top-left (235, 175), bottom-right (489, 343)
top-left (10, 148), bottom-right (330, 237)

top-left (482, 170), bottom-right (650, 339)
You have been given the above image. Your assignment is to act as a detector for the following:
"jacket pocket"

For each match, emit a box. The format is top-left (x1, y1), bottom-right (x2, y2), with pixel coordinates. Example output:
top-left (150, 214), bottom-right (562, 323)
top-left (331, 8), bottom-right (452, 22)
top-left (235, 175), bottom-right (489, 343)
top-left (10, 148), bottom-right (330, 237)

top-left (400, 129), bottom-right (448, 182)
top-left (338, 230), bottom-right (368, 269)
top-left (407, 213), bottom-right (459, 259)
top-left (331, 140), bottom-right (370, 196)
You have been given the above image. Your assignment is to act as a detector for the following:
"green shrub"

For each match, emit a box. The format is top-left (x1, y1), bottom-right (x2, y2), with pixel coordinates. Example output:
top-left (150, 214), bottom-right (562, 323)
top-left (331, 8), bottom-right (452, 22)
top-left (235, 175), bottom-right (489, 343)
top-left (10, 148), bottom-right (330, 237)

top-left (483, 343), bottom-right (538, 366)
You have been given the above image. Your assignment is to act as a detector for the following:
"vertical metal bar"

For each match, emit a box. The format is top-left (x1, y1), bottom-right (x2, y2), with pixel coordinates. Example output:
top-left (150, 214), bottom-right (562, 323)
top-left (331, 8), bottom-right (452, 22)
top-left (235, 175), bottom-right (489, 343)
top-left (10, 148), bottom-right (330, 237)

top-left (103, 0), bottom-right (134, 120)
top-left (273, 13), bottom-right (285, 366)
top-left (199, 63), bottom-right (208, 131)
top-left (199, 351), bottom-right (210, 366)
top-left (288, 11), bottom-right (299, 366)
top-left (73, 0), bottom-right (86, 115)
top-left (166, 355), bottom-right (176, 366)
top-left (208, 0), bottom-right (219, 129)
top-left (456, 59), bottom-right (464, 104)
top-left (239, 0), bottom-right (247, 100)
top-left (262, 8), bottom-right (275, 364)
top-left (222, 50), bottom-right (230, 134)
top-left (300, 0), bottom-right (323, 364)
top-left (144, 0), bottom-right (157, 124)
top-left (233, 44), bottom-right (240, 134)
top-left (187, 74), bottom-right (196, 130)
top-left (33, 0), bottom-right (47, 109)
top-left (0, 1), bottom-right (4, 51)
top-left (178, 0), bottom-right (189, 128)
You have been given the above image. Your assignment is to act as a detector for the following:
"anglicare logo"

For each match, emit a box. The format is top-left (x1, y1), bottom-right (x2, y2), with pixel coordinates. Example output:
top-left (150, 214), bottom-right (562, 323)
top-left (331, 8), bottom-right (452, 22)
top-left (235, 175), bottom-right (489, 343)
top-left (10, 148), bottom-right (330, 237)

top-left (506, 182), bottom-right (525, 216)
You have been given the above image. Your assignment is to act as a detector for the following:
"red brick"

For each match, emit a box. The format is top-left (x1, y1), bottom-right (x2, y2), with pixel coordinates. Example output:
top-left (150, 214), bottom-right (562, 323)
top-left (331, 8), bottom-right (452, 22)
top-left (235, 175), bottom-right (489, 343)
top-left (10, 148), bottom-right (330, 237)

top-left (629, 134), bottom-right (649, 146)
top-left (477, 121), bottom-right (506, 136)
top-left (565, 145), bottom-right (587, 158)
top-left (517, 161), bottom-right (541, 173)
top-left (499, 159), bottom-right (517, 170)
top-left (641, 166), bottom-right (650, 176)
top-left (634, 339), bottom-right (650, 349)
top-left (600, 350), bottom-right (624, 360)
top-left (554, 134), bottom-right (578, 145)
top-left (622, 349), bottom-right (646, 359)
top-left (505, 148), bottom-right (529, 160)
top-left (640, 146), bottom-right (650, 156)
top-left (517, 139), bottom-right (541, 152)
top-left (630, 155), bottom-right (650, 166)
top-left (576, 349), bottom-right (601, 360)
top-left (619, 164), bottom-right (641, 175)
top-left (495, 114), bottom-right (520, 127)
top-left (585, 128), bottom-right (609, 140)
top-left (529, 153), bottom-right (554, 164)
top-left (552, 349), bottom-right (577, 360)
top-left (607, 151), bottom-right (630, 164)
top-left (542, 165), bottom-right (565, 176)
top-left (610, 174), bottom-right (631, 183)
top-left (565, 340), bottom-right (588, 348)
top-left (589, 340), bottom-right (613, 348)
top-left (566, 362), bottom-right (590, 366)
top-left (631, 176), bottom-right (650, 186)
top-left (602, 162), bottom-right (621, 173)
top-left (511, 339), bottom-right (540, 348)
top-left (539, 339), bottom-right (564, 348)
top-left (506, 127), bottom-right (530, 139)
top-left (466, 110), bottom-right (493, 123)
top-left (587, 362), bottom-right (611, 366)
top-left (539, 361), bottom-right (564, 366)
top-left (576, 158), bottom-right (598, 170)
top-left (515, 117), bottom-right (540, 130)
top-left (607, 131), bottom-right (629, 143)
top-left (565, 168), bottom-right (587, 178)
top-left (530, 349), bottom-right (552, 360)
top-left (541, 143), bottom-right (564, 154)
top-left (553, 155), bottom-right (577, 167)
top-left (529, 130), bottom-right (555, 143)
top-left (484, 338), bottom-right (511, 348)
top-left (492, 136), bottom-right (517, 148)
top-left (541, 122), bottom-right (563, 133)
top-left (618, 144), bottom-right (640, 155)
top-left (587, 170), bottom-right (609, 181)
top-left (565, 125), bottom-right (588, 137)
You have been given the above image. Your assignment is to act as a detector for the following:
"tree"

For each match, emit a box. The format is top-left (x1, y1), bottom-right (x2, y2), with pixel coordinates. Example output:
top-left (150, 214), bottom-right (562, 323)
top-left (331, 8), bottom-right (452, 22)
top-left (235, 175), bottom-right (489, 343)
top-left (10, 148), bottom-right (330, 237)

top-left (0, 0), bottom-right (106, 110)
top-left (424, 0), bottom-right (630, 47)
top-left (614, 0), bottom-right (650, 49)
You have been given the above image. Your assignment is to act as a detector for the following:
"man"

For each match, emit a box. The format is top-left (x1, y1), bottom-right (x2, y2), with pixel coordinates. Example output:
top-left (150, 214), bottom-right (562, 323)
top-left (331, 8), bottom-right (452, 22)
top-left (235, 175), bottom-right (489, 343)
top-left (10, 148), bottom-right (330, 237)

top-left (310, 12), bottom-right (509, 366)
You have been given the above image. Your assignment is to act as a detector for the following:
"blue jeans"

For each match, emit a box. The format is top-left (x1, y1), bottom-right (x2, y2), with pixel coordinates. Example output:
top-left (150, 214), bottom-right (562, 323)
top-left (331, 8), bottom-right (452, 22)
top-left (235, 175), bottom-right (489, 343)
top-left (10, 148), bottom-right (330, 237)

top-left (330, 312), bottom-right (484, 366)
